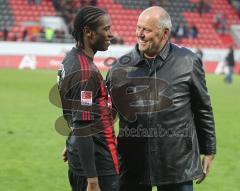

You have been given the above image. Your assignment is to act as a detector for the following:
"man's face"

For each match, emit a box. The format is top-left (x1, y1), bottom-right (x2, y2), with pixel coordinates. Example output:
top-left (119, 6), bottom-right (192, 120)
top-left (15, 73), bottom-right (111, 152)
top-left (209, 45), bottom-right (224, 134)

top-left (136, 15), bottom-right (166, 57)
top-left (91, 14), bottom-right (113, 51)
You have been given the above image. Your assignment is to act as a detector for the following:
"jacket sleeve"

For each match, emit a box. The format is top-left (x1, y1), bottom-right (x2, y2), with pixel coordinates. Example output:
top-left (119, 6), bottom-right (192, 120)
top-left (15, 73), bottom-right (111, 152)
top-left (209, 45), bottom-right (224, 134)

top-left (190, 56), bottom-right (216, 155)
top-left (105, 68), bottom-right (118, 119)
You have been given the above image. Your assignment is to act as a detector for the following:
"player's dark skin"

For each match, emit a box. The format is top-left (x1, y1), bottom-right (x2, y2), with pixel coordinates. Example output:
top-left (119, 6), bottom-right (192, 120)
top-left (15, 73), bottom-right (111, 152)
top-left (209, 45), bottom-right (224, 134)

top-left (78, 14), bottom-right (113, 60)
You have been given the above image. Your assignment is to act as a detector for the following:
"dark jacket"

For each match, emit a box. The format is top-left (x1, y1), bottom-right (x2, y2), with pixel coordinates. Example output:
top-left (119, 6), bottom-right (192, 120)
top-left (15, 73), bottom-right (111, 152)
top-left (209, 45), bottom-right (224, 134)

top-left (106, 42), bottom-right (216, 185)
top-left (225, 48), bottom-right (235, 67)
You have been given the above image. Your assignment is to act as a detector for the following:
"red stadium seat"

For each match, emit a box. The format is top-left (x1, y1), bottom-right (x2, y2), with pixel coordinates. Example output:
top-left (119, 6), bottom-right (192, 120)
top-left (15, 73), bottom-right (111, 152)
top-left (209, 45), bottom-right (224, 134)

top-left (4, 0), bottom-right (240, 47)
top-left (7, 0), bottom-right (56, 40)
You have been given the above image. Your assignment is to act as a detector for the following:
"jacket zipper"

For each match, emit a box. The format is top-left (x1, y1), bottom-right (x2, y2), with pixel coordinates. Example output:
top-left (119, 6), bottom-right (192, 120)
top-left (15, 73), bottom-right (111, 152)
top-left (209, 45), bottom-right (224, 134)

top-left (146, 58), bottom-right (156, 184)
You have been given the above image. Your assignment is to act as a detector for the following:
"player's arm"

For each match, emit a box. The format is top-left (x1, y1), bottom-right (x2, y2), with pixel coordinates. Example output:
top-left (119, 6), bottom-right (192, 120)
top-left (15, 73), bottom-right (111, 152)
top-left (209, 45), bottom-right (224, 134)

top-left (60, 60), bottom-right (100, 184)
top-left (70, 132), bottom-right (100, 191)
top-left (70, 67), bottom-right (98, 178)
top-left (61, 146), bottom-right (67, 162)
top-left (71, 111), bottom-right (100, 190)
top-left (87, 177), bottom-right (101, 191)
top-left (71, 126), bottom-right (97, 177)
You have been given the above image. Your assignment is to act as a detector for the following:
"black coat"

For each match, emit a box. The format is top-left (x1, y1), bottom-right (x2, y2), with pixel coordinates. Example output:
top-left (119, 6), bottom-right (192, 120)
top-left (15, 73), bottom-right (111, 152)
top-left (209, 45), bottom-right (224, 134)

top-left (106, 42), bottom-right (216, 185)
top-left (226, 48), bottom-right (235, 67)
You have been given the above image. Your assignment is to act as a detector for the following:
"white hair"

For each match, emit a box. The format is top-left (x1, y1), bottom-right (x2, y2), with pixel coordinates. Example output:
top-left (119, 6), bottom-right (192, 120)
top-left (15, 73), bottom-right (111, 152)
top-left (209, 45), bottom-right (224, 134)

top-left (159, 12), bottom-right (172, 31)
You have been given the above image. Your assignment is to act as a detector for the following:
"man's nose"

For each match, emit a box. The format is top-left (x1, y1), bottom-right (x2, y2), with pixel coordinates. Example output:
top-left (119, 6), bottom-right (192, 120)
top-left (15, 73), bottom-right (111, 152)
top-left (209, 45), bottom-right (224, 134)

top-left (108, 30), bottom-right (114, 39)
top-left (138, 29), bottom-right (144, 38)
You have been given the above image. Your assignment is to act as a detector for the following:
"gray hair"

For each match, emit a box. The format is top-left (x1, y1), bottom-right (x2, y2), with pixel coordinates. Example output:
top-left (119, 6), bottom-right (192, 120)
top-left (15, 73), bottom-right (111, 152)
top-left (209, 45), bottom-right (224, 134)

top-left (158, 12), bottom-right (172, 31)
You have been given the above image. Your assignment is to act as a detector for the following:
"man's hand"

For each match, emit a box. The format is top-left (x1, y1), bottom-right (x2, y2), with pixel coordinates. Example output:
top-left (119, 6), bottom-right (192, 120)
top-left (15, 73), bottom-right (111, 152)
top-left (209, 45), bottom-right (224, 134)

top-left (196, 155), bottom-right (215, 184)
top-left (87, 177), bottom-right (101, 191)
top-left (61, 146), bottom-right (68, 162)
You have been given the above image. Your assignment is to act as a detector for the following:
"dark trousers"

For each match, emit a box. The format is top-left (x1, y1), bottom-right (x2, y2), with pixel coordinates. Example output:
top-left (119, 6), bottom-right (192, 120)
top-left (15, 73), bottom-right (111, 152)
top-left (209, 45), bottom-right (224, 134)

top-left (225, 66), bottom-right (233, 83)
top-left (120, 181), bottom-right (193, 191)
top-left (68, 170), bottom-right (119, 191)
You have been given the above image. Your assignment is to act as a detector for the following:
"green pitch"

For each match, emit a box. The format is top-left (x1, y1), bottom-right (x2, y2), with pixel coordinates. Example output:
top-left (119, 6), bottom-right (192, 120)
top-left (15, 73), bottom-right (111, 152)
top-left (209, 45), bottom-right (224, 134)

top-left (0, 69), bottom-right (239, 191)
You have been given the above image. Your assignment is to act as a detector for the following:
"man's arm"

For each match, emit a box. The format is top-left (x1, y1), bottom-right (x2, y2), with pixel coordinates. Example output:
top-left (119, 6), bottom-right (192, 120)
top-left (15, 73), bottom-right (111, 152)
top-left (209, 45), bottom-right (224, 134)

top-left (190, 56), bottom-right (216, 182)
top-left (190, 56), bottom-right (216, 155)
top-left (105, 69), bottom-right (118, 120)
top-left (196, 155), bottom-right (215, 184)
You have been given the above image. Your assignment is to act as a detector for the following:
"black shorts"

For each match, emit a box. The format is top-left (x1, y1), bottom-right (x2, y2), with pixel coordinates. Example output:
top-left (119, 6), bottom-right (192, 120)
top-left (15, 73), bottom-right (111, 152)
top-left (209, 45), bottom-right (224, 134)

top-left (68, 170), bottom-right (119, 191)
top-left (120, 181), bottom-right (193, 191)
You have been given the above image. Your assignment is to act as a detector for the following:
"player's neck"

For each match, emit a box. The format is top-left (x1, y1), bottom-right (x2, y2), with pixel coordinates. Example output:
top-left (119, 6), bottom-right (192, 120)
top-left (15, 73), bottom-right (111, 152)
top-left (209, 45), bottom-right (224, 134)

top-left (82, 47), bottom-right (95, 61)
top-left (76, 42), bottom-right (95, 60)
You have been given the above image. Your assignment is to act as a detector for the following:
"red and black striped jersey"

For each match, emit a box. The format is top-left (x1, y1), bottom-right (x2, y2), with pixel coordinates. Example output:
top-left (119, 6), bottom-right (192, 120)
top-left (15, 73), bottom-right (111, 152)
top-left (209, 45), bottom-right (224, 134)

top-left (58, 47), bottom-right (119, 177)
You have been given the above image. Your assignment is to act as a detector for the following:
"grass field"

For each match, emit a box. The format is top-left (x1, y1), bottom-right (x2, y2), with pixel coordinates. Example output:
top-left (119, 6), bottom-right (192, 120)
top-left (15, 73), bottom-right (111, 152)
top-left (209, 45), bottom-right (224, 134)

top-left (0, 69), bottom-right (239, 191)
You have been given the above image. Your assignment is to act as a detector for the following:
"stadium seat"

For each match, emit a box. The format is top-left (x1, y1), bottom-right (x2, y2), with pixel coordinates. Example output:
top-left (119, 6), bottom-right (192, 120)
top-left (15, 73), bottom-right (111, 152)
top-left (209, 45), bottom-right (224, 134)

top-left (5, 0), bottom-right (56, 41)
top-left (1, 0), bottom-right (239, 47)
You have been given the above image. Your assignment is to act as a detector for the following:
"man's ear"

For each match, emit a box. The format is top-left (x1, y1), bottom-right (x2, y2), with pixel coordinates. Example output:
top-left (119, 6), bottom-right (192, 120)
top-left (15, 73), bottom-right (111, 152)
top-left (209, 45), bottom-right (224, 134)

top-left (163, 28), bottom-right (170, 39)
top-left (83, 26), bottom-right (93, 38)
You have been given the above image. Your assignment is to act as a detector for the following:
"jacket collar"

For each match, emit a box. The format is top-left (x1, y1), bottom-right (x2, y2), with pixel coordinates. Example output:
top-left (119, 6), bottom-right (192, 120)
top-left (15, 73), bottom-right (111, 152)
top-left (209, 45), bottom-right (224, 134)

top-left (132, 41), bottom-right (170, 66)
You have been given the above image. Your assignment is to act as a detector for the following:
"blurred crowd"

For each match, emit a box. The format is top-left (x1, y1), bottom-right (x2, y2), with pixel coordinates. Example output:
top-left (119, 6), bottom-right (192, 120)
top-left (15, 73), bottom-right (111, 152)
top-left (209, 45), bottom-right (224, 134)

top-left (213, 12), bottom-right (227, 34)
top-left (27, 0), bottom-right (42, 5)
top-left (0, 25), bottom-right (67, 43)
top-left (229, 0), bottom-right (240, 18)
top-left (171, 23), bottom-right (198, 42)
top-left (0, 0), bottom-right (239, 44)
top-left (196, 0), bottom-right (212, 16)
top-left (52, 0), bottom-right (97, 35)
top-left (0, 0), bottom-right (126, 44)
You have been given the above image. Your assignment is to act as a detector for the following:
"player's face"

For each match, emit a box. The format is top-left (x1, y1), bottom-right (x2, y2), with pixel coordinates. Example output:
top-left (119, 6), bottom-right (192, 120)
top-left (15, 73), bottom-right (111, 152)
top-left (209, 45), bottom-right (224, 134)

top-left (136, 15), bottom-right (168, 57)
top-left (92, 14), bottom-right (113, 51)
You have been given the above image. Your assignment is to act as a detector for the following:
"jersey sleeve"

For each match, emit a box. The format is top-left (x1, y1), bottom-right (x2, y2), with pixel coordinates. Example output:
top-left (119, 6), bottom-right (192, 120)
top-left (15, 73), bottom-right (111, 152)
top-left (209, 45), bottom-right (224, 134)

top-left (58, 55), bottom-right (100, 177)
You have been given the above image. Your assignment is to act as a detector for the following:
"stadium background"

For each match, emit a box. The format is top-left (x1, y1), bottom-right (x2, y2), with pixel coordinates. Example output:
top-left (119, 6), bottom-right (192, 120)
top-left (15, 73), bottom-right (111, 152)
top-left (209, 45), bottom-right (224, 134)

top-left (0, 0), bottom-right (240, 191)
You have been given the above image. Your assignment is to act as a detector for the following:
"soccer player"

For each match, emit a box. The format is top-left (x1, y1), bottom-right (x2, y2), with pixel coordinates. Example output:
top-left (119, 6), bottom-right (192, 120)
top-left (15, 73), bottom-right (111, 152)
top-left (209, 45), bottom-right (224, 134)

top-left (58, 6), bottom-right (119, 191)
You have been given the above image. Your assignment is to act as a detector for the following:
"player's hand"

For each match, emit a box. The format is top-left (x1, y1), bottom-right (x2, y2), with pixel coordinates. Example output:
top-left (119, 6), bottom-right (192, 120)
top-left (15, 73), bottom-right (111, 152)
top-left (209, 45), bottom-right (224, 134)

top-left (196, 155), bottom-right (215, 184)
top-left (61, 146), bottom-right (68, 162)
top-left (87, 177), bottom-right (101, 191)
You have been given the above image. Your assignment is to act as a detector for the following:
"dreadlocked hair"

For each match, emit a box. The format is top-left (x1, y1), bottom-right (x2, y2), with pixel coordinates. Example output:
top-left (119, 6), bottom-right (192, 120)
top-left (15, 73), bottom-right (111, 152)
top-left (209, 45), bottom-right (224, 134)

top-left (72, 6), bottom-right (107, 48)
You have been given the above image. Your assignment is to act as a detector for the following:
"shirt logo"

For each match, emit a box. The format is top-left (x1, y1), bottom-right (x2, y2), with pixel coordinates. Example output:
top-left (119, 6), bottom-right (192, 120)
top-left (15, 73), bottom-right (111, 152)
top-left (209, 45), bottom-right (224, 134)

top-left (81, 91), bottom-right (92, 106)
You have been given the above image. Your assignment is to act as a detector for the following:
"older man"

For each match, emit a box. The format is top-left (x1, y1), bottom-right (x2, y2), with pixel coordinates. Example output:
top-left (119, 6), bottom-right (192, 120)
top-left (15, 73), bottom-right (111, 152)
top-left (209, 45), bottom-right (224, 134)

top-left (107, 6), bottom-right (216, 191)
